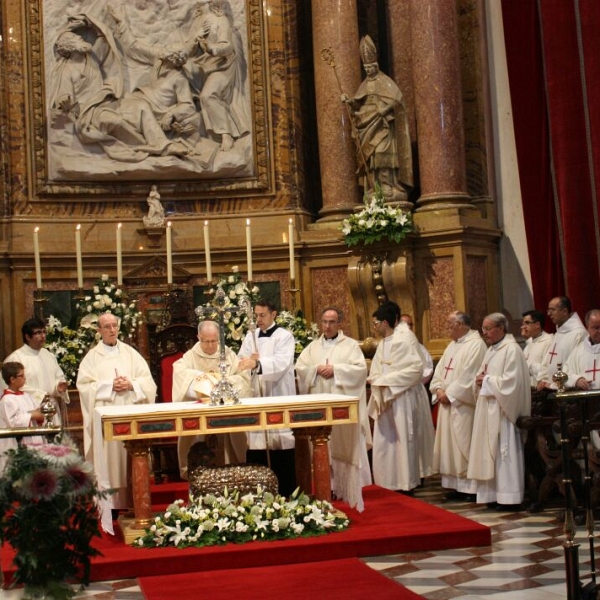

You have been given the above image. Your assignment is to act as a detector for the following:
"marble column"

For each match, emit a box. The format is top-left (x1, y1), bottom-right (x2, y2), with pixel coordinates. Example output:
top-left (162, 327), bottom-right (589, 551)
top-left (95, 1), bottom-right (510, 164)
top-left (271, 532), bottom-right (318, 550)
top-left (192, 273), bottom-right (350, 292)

top-left (410, 0), bottom-right (472, 210)
top-left (312, 0), bottom-right (362, 221)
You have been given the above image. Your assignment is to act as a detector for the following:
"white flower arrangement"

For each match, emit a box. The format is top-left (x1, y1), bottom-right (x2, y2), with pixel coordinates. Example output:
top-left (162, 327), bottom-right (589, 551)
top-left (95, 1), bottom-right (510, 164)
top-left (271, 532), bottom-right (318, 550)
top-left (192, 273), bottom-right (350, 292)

top-left (276, 310), bottom-right (320, 359)
top-left (135, 486), bottom-right (349, 548)
top-left (341, 185), bottom-right (412, 247)
top-left (46, 274), bottom-right (143, 384)
top-left (202, 269), bottom-right (320, 356)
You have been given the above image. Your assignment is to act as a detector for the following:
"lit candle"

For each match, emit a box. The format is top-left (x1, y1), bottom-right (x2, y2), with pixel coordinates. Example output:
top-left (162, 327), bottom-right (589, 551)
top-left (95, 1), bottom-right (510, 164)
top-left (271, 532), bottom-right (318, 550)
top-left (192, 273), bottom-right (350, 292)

top-left (204, 220), bottom-right (212, 281)
top-left (116, 223), bottom-right (123, 286)
top-left (246, 219), bottom-right (253, 281)
top-left (166, 221), bottom-right (173, 284)
top-left (33, 227), bottom-right (42, 289)
top-left (288, 218), bottom-right (295, 281)
top-left (75, 224), bottom-right (83, 289)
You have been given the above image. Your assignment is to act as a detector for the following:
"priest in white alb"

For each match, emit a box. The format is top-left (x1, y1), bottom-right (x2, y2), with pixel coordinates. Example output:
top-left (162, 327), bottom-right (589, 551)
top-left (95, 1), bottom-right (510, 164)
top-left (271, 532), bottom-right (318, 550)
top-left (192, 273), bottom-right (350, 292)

top-left (431, 311), bottom-right (486, 501)
top-left (296, 307), bottom-right (372, 511)
top-left (520, 309), bottom-right (553, 388)
top-left (172, 320), bottom-right (251, 478)
top-left (537, 296), bottom-right (586, 390)
top-left (1, 317), bottom-right (68, 424)
top-left (467, 313), bottom-right (531, 509)
top-left (77, 312), bottom-right (156, 532)
top-left (368, 301), bottom-right (431, 494)
top-left (563, 309), bottom-right (600, 392)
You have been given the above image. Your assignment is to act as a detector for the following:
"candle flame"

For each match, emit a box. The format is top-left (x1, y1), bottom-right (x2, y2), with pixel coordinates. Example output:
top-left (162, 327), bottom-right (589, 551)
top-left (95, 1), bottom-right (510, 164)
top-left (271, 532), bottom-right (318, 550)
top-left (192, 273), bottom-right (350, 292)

top-left (246, 219), bottom-right (250, 225)
top-left (117, 223), bottom-right (122, 229)
top-left (204, 220), bottom-right (209, 226)
top-left (76, 224), bottom-right (81, 231)
top-left (167, 221), bottom-right (172, 227)
top-left (34, 227), bottom-right (39, 233)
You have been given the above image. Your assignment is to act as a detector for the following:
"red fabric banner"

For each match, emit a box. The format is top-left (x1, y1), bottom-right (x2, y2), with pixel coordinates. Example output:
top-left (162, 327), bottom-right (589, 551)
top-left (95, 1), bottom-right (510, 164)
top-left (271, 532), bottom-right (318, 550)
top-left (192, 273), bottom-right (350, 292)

top-left (502, 0), bottom-right (600, 315)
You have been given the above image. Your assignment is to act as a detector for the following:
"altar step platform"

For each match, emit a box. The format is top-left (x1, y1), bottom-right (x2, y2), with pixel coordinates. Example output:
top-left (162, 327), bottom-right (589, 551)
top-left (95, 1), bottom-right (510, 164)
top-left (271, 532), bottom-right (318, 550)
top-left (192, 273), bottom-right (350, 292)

top-left (1, 484), bottom-right (490, 590)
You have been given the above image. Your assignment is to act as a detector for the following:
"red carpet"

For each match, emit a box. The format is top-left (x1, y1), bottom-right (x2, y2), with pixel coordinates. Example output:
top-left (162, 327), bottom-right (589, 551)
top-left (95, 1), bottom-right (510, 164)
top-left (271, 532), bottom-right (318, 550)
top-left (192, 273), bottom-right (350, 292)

top-left (140, 557), bottom-right (423, 599)
top-left (2, 485), bottom-right (490, 584)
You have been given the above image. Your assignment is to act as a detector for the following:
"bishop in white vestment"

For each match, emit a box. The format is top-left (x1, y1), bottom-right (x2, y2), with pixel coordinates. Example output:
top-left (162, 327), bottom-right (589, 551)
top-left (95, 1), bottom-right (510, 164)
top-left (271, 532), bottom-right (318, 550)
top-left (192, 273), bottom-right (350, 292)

top-left (296, 308), bottom-right (372, 511)
top-left (172, 321), bottom-right (251, 477)
top-left (467, 313), bottom-right (531, 507)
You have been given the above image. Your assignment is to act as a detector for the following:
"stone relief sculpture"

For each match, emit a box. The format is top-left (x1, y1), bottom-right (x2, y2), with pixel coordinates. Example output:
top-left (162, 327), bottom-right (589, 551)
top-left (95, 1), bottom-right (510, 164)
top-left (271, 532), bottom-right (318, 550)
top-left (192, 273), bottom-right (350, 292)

top-left (44, 0), bottom-right (253, 182)
top-left (341, 35), bottom-right (413, 203)
top-left (143, 185), bottom-right (165, 227)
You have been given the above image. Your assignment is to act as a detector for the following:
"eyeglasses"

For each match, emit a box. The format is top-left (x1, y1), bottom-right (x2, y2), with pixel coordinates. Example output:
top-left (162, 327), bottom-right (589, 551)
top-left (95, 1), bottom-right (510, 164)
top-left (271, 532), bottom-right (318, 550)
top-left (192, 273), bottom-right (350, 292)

top-left (521, 320), bottom-right (534, 326)
top-left (481, 325), bottom-right (498, 333)
top-left (372, 321), bottom-right (381, 327)
top-left (200, 339), bottom-right (219, 344)
top-left (31, 330), bottom-right (46, 336)
top-left (99, 324), bottom-right (119, 330)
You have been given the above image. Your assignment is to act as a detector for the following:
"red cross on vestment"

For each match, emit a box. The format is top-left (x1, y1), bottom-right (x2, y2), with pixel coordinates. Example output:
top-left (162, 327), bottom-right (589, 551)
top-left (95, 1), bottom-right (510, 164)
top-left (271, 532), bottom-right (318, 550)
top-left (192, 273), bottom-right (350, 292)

top-left (548, 344), bottom-right (558, 364)
top-left (443, 358), bottom-right (454, 379)
top-left (585, 359), bottom-right (600, 381)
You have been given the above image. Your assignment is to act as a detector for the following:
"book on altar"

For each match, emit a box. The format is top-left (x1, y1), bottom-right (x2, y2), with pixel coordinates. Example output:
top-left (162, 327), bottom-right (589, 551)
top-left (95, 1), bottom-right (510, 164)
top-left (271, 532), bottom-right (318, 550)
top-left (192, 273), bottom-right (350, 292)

top-left (192, 372), bottom-right (221, 402)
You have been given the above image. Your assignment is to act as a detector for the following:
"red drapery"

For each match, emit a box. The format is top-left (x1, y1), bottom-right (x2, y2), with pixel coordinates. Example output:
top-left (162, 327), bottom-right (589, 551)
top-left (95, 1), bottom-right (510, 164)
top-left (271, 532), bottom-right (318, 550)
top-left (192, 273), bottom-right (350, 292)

top-left (502, 0), bottom-right (600, 315)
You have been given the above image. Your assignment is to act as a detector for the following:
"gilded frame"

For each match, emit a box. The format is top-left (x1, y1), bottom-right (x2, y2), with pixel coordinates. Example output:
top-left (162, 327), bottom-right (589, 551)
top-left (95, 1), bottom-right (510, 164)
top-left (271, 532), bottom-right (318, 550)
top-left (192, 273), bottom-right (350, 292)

top-left (25, 0), bottom-right (273, 199)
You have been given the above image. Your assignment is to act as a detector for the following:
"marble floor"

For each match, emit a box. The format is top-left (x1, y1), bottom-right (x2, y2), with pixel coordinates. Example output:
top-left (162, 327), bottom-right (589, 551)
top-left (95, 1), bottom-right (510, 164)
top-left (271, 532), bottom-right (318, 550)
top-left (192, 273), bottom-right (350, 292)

top-left (1, 478), bottom-right (589, 598)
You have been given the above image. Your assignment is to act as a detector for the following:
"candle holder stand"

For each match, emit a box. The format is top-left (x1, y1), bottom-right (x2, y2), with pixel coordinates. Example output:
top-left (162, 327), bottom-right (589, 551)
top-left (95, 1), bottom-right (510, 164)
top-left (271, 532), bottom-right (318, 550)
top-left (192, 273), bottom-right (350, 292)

top-left (288, 278), bottom-right (301, 313)
top-left (33, 288), bottom-right (48, 320)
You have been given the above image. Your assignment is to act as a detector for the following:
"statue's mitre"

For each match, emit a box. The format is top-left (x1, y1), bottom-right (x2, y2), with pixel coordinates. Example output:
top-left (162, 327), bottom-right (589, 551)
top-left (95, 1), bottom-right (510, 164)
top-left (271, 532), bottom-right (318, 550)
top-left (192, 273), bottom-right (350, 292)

top-left (359, 35), bottom-right (378, 65)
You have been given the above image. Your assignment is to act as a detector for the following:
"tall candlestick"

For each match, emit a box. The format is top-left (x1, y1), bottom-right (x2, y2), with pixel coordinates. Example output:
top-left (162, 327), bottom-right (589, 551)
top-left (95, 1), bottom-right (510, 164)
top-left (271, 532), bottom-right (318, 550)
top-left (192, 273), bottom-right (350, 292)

top-left (33, 227), bottom-right (42, 289)
top-left (204, 220), bottom-right (212, 281)
top-left (116, 223), bottom-right (123, 286)
top-left (288, 218), bottom-right (295, 281)
top-left (246, 219), bottom-right (253, 281)
top-left (75, 224), bottom-right (83, 289)
top-left (166, 221), bottom-right (173, 284)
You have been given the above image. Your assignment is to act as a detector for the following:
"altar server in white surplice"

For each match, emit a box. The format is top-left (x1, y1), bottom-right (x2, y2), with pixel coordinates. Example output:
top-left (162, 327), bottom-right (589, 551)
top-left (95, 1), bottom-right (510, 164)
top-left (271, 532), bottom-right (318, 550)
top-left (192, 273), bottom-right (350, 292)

top-left (467, 313), bottom-right (531, 509)
top-left (172, 320), bottom-right (250, 478)
top-left (537, 296), bottom-right (586, 390)
top-left (1, 318), bottom-right (68, 424)
top-left (520, 309), bottom-right (553, 388)
top-left (431, 311), bottom-right (486, 500)
top-left (296, 307), bottom-right (372, 511)
top-left (368, 301), bottom-right (431, 494)
top-left (238, 299), bottom-right (296, 495)
top-left (77, 312), bottom-right (156, 520)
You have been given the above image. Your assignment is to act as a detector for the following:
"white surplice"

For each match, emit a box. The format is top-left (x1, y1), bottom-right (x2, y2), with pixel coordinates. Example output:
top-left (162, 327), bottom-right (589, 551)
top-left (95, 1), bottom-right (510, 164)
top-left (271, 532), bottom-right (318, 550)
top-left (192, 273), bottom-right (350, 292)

top-left (523, 330), bottom-right (554, 388)
top-left (238, 326), bottom-right (296, 450)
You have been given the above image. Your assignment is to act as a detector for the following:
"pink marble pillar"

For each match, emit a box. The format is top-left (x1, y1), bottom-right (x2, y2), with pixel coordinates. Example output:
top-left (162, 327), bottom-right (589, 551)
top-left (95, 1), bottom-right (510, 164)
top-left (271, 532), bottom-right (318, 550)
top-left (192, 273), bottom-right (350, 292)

top-left (410, 0), bottom-right (472, 210)
top-left (312, 0), bottom-right (362, 221)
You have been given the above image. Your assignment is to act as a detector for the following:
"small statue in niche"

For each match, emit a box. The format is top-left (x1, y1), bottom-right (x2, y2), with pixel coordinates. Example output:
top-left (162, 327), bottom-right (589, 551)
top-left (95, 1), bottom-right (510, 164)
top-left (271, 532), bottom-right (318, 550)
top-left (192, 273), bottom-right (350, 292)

top-left (143, 185), bottom-right (165, 227)
top-left (341, 35), bottom-right (413, 203)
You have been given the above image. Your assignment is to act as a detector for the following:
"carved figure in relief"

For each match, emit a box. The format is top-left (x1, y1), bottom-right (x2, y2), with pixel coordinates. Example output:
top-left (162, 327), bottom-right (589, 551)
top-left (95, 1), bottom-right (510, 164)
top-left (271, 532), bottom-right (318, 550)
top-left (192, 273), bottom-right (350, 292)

top-left (188, 0), bottom-right (250, 152)
top-left (45, 0), bottom-right (254, 180)
top-left (143, 185), bottom-right (165, 227)
top-left (341, 35), bottom-right (413, 203)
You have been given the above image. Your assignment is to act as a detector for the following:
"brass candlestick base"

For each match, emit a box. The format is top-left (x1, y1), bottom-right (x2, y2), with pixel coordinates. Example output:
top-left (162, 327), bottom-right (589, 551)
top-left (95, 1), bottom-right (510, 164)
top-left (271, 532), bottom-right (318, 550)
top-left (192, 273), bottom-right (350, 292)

top-left (33, 288), bottom-right (48, 320)
top-left (287, 278), bottom-right (301, 313)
